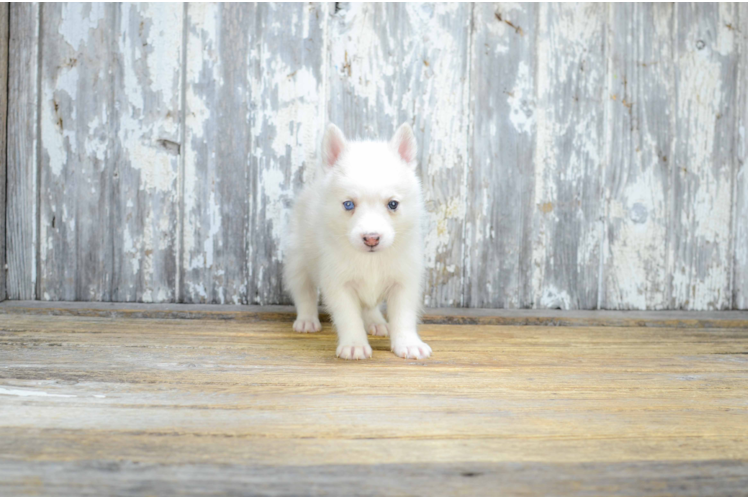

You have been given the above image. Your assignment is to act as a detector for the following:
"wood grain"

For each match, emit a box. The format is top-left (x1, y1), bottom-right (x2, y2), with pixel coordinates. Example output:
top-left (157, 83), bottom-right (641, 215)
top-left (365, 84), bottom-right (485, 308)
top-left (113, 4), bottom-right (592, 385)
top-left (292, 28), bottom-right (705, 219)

top-left (670, 3), bottom-right (738, 310)
top-left (37, 4), bottom-right (182, 301)
top-left (111, 3), bottom-right (183, 302)
top-left (182, 3), bottom-right (253, 304)
top-left (2, 459), bottom-right (748, 496)
top-left (329, 3), bottom-right (472, 307)
top-left (532, 3), bottom-right (607, 309)
top-left (465, 3), bottom-right (536, 308)
top-left (247, 3), bottom-right (328, 305)
top-left (182, 4), bottom-right (328, 305)
top-left (38, 3), bottom-right (114, 300)
top-left (6, 3), bottom-right (40, 300)
top-left (0, 3), bottom-right (8, 301)
top-left (1, 312), bottom-right (747, 494)
top-left (602, 4), bottom-right (674, 309)
top-left (734, 4), bottom-right (748, 309)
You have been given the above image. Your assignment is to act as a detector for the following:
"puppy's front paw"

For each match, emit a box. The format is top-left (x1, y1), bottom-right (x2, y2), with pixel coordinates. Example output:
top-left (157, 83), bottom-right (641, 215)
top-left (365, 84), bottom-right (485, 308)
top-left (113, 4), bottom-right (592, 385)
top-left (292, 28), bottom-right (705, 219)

top-left (336, 343), bottom-right (373, 360)
top-left (392, 339), bottom-right (432, 360)
top-left (293, 317), bottom-right (321, 333)
top-left (367, 323), bottom-right (389, 337)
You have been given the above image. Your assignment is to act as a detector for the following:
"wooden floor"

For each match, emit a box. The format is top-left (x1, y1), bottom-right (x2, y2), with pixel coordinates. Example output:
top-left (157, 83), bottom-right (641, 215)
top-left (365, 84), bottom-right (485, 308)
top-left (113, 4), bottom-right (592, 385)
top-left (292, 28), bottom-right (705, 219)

top-left (1, 304), bottom-right (748, 495)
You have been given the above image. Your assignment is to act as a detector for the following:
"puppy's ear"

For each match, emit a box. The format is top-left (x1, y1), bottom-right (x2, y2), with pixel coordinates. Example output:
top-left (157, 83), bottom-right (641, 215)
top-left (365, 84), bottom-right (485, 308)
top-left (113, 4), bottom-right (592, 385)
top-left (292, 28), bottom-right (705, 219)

top-left (322, 123), bottom-right (347, 169)
top-left (390, 123), bottom-right (418, 169)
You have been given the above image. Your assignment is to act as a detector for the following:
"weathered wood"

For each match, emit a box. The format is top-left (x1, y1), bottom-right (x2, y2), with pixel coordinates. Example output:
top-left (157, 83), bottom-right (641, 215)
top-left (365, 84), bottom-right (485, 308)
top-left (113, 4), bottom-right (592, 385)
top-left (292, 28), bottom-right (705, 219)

top-left (1, 313), bottom-right (747, 495)
top-left (0, 3), bottom-right (8, 301)
top-left (38, 3), bottom-right (114, 301)
top-left (247, 3), bottom-right (328, 305)
top-left (182, 3), bottom-right (253, 304)
top-left (735, 4), bottom-right (748, 310)
top-left (5, 3), bottom-right (748, 310)
top-left (602, 4), bottom-right (674, 309)
top-left (182, 4), bottom-right (327, 305)
top-left (531, 3), bottom-right (607, 309)
top-left (6, 3), bottom-right (40, 300)
top-left (111, 3), bottom-right (183, 302)
top-left (2, 300), bottom-right (748, 328)
top-left (2, 460), bottom-right (748, 496)
top-left (670, 4), bottom-right (738, 310)
top-left (464, 4), bottom-right (536, 308)
top-left (38, 3), bottom-right (182, 301)
top-left (329, 3), bottom-right (472, 307)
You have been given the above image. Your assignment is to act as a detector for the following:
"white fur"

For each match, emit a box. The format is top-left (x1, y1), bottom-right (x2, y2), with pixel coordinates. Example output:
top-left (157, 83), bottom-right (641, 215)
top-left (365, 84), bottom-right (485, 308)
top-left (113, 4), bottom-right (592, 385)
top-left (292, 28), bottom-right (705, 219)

top-left (284, 123), bottom-right (431, 360)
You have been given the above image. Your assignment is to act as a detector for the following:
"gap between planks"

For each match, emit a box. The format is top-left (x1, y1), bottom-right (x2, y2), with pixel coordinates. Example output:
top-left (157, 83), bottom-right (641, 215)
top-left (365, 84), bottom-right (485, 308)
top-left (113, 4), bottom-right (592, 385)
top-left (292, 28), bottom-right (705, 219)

top-left (0, 300), bottom-right (747, 328)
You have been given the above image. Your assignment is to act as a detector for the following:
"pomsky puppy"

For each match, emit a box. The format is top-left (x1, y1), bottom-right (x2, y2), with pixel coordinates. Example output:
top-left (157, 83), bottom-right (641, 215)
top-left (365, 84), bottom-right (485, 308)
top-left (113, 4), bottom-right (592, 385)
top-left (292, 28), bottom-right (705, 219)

top-left (284, 123), bottom-right (431, 360)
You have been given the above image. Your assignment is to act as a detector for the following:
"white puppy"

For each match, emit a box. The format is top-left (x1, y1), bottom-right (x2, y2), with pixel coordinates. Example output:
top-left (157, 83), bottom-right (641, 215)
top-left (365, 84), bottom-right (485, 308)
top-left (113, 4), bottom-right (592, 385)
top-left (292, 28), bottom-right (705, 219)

top-left (284, 123), bottom-right (431, 360)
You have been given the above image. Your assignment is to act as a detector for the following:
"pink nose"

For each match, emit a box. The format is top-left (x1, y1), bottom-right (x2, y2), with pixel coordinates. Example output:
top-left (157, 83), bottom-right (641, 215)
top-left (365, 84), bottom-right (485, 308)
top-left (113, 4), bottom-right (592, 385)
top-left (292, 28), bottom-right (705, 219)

top-left (362, 233), bottom-right (380, 247)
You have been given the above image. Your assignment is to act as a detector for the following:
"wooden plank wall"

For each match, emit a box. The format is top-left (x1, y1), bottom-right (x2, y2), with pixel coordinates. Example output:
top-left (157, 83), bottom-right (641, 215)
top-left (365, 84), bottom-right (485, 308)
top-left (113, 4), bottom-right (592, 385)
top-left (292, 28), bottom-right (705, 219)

top-left (735, 3), bottom-right (748, 309)
top-left (4, 2), bottom-right (748, 310)
top-left (603, 3), bottom-right (673, 310)
top-left (36, 4), bottom-right (183, 302)
top-left (6, 4), bottom-right (40, 301)
top-left (182, 3), bottom-right (327, 305)
top-left (0, 4), bottom-right (7, 302)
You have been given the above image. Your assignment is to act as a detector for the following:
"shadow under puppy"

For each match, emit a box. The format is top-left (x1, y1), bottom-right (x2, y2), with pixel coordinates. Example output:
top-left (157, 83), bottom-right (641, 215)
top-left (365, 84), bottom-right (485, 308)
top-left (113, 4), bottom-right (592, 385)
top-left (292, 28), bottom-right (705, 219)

top-left (284, 123), bottom-right (431, 360)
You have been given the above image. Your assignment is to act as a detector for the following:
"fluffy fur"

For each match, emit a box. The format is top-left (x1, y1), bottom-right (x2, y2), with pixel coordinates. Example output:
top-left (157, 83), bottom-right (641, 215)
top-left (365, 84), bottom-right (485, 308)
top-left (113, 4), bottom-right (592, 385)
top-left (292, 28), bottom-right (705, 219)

top-left (284, 123), bottom-right (431, 360)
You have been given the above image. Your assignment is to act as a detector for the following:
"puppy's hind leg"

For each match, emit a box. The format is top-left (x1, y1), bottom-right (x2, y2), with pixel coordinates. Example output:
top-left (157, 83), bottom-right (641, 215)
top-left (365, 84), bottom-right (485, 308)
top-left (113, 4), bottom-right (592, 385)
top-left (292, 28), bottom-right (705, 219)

top-left (363, 304), bottom-right (389, 337)
top-left (285, 258), bottom-right (321, 333)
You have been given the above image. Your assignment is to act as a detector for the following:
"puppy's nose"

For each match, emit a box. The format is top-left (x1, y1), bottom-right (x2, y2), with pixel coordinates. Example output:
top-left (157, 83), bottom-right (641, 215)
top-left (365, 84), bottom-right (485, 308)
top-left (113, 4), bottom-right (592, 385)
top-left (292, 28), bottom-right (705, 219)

top-left (362, 233), bottom-right (381, 247)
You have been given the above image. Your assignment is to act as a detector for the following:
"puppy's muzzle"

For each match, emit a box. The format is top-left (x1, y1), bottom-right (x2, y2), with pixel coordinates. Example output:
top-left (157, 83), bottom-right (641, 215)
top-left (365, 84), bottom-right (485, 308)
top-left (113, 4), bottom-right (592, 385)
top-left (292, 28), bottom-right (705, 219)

top-left (362, 233), bottom-right (381, 248)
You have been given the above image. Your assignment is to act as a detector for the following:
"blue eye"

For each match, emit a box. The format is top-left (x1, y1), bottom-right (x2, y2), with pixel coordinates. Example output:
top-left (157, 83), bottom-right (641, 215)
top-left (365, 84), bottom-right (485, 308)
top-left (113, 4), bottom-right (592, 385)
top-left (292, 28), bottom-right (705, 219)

top-left (343, 200), bottom-right (355, 211)
top-left (388, 200), bottom-right (399, 210)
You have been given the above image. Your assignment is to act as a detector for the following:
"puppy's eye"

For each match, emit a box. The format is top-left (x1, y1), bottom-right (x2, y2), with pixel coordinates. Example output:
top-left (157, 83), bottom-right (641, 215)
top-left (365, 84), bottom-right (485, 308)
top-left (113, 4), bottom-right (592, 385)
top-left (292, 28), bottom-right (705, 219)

top-left (388, 200), bottom-right (399, 210)
top-left (343, 200), bottom-right (355, 211)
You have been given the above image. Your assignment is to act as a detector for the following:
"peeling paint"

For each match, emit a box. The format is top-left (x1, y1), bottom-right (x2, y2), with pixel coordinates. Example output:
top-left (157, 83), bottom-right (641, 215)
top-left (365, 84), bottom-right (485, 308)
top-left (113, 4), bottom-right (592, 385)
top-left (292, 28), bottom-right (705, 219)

top-left (14, 2), bottom-right (748, 310)
top-left (58, 3), bottom-right (105, 50)
top-left (670, 3), bottom-right (736, 310)
top-left (531, 3), bottom-right (606, 309)
top-left (508, 61), bottom-right (535, 135)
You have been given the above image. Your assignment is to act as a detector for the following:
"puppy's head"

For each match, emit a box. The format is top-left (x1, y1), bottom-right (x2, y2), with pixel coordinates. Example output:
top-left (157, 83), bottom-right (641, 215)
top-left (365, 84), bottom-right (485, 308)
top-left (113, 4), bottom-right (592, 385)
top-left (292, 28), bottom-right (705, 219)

top-left (319, 123), bottom-right (422, 253)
